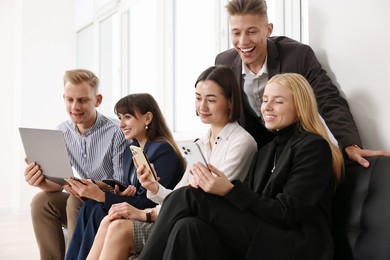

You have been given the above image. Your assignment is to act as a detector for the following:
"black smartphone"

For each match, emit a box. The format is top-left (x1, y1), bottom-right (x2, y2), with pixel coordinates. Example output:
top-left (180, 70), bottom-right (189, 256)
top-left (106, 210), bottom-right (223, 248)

top-left (69, 176), bottom-right (96, 184)
top-left (102, 179), bottom-right (128, 192)
top-left (65, 176), bottom-right (86, 185)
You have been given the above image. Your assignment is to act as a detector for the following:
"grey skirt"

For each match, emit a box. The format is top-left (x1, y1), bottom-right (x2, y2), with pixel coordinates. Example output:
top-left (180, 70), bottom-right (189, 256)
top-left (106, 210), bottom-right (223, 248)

top-left (133, 220), bottom-right (154, 253)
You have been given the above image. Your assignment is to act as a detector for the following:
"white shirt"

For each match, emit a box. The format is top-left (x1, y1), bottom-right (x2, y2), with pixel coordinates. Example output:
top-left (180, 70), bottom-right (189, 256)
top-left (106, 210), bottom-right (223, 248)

top-left (242, 57), bottom-right (269, 116)
top-left (148, 122), bottom-right (257, 204)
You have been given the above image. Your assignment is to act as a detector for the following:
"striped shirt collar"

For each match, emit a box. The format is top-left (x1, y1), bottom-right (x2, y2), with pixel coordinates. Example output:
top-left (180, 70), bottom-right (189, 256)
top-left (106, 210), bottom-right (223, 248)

top-left (68, 111), bottom-right (102, 136)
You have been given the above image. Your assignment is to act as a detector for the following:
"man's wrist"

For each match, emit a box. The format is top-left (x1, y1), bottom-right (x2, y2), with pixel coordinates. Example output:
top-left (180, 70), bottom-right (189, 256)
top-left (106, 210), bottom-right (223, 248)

top-left (345, 144), bottom-right (361, 152)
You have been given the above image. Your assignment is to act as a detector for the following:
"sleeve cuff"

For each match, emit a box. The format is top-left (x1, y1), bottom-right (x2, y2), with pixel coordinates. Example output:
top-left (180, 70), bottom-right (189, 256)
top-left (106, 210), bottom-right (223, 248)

top-left (224, 181), bottom-right (259, 211)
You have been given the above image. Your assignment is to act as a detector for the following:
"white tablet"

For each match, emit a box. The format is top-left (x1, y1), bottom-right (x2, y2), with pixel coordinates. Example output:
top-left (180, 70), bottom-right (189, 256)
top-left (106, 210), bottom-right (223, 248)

top-left (180, 142), bottom-right (207, 168)
top-left (19, 127), bottom-right (74, 186)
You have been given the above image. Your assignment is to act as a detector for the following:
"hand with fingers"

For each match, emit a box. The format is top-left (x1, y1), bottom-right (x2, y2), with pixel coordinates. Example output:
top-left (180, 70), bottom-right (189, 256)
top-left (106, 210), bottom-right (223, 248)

top-left (190, 163), bottom-right (234, 196)
top-left (114, 185), bottom-right (137, 197)
top-left (344, 145), bottom-right (390, 168)
top-left (65, 178), bottom-right (105, 202)
top-left (136, 164), bottom-right (160, 194)
top-left (108, 202), bottom-right (143, 221)
top-left (23, 158), bottom-right (62, 192)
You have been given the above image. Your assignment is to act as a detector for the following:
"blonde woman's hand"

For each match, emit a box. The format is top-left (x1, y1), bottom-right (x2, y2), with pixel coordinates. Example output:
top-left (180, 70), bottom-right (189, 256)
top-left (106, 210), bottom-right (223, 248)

top-left (191, 163), bottom-right (234, 196)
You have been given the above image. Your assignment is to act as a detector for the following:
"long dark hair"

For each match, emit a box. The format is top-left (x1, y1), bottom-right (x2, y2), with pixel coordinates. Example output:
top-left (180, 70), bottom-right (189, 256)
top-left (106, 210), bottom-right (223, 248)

top-left (115, 93), bottom-right (186, 172)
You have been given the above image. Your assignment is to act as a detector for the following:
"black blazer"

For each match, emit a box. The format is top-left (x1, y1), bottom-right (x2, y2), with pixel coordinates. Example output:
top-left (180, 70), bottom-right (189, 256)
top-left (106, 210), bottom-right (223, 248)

top-left (215, 36), bottom-right (362, 149)
top-left (103, 140), bottom-right (183, 210)
top-left (225, 130), bottom-right (334, 260)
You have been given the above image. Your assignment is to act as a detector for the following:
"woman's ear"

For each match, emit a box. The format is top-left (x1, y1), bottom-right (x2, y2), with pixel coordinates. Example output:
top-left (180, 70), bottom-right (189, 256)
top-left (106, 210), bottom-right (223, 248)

top-left (228, 98), bottom-right (233, 110)
top-left (144, 111), bottom-right (153, 125)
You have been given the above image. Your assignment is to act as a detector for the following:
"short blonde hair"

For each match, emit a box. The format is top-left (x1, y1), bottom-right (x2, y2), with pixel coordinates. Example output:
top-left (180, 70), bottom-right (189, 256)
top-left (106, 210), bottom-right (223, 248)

top-left (63, 69), bottom-right (99, 93)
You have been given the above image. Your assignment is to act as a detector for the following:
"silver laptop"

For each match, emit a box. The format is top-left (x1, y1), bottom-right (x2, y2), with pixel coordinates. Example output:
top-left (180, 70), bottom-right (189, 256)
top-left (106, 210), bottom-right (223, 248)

top-left (19, 127), bottom-right (74, 186)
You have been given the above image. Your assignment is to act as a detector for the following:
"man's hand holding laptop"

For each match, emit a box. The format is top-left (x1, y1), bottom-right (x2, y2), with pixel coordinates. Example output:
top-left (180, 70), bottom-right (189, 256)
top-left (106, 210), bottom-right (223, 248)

top-left (24, 159), bottom-right (63, 192)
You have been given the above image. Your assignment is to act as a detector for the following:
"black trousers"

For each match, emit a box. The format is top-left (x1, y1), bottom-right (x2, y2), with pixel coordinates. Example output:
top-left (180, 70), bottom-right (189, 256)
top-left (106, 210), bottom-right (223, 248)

top-left (138, 186), bottom-right (259, 260)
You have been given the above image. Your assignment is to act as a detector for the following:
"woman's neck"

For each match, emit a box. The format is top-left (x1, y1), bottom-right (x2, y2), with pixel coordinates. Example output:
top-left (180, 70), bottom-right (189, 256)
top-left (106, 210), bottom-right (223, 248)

top-left (274, 122), bottom-right (299, 163)
top-left (135, 137), bottom-right (148, 149)
top-left (209, 123), bottom-right (227, 147)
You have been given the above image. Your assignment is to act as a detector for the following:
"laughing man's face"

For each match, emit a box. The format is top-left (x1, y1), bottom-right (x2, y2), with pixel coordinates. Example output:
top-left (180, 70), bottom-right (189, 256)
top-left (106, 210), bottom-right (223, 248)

top-left (230, 14), bottom-right (273, 74)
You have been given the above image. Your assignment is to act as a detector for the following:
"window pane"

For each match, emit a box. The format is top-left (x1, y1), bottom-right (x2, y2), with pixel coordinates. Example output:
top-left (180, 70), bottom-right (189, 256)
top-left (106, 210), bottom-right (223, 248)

top-left (127, 0), bottom-right (163, 102)
top-left (77, 24), bottom-right (94, 70)
top-left (99, 15), bottom-right (115, 117)
top-left (174, 0), bottom-right (219, 134)
top-left (99, 13), bottom-right (121, 118)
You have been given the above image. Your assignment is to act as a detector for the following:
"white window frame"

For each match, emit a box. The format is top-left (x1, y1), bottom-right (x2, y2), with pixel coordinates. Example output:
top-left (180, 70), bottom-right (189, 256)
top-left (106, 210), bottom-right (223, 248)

top-left (75, 0), bottom-right (303, 141)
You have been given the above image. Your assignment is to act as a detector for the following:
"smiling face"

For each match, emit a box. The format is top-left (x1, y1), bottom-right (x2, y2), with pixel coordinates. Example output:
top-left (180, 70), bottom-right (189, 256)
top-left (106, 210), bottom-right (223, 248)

top-left (261, 81), bottom-right (298, 131)
top-left (117, 111), bottom-right (149, 142)
top-left (63, 81), bottom-right (102, 133)
top-left (230, 14), bottom-right (273, 74)
top-left (195, 80), bottom-right (231, 128)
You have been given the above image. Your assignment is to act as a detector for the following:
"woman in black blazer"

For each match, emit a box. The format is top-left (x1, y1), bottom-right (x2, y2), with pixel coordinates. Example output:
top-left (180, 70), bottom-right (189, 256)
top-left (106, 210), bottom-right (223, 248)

top-left (137, 73), bottom-right (344, 260)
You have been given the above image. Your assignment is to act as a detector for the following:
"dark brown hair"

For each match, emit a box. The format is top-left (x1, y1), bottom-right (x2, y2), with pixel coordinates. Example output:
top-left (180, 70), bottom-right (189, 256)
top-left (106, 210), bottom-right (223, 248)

top-left (115, 93), bottom-right (186, 172)
top-left (194, 65), bottom-right (241, 122)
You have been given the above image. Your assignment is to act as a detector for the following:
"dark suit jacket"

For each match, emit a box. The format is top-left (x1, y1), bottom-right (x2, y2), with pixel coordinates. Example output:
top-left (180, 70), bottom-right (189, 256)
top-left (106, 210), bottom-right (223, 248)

top-left (103, 140), bottom-right (184, 210)
top-left (225, 129), bottom-right (334, 260)
top-left (215, 36), bottom-right (362, 149)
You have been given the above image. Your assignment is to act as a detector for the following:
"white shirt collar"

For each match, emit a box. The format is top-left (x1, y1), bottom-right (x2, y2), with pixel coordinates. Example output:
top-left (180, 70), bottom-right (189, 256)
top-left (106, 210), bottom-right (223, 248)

top-left (241, 55), bottom-right (268, 77)
top-left (199, 121), bottom-right (241, 145)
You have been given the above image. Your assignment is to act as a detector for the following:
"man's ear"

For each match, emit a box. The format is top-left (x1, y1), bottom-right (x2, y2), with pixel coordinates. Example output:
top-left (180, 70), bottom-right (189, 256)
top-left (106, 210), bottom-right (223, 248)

top-left (267, 23), bottom-right (274, 37)
top-left (95, 94), bottom-right (103, 107)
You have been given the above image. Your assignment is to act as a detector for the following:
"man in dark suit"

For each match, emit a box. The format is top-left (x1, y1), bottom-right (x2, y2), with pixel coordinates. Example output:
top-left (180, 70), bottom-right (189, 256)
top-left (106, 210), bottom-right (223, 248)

top-left (215, 0), bottom-right (390, 167)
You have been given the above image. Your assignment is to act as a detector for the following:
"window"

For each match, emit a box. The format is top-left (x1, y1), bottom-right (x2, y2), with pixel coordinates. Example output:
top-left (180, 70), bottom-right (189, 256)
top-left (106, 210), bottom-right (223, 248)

top-left (99, 13), bottom-right (121, 115)
top-left (126, 0), bottom-right (165, 107)
top-left (173, 0), bottom-right (224, 135)
top-left (77, 24), bottom-right (94, 70)
top-left (75, 0), bottom-right (302, 141)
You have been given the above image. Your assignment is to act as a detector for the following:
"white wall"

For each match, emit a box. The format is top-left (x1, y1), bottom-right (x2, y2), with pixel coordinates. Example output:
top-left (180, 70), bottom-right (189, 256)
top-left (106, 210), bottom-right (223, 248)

top-left (0, 0), bottom-right (75, 214)
top-left (307, 0), bottom-right (390, 150)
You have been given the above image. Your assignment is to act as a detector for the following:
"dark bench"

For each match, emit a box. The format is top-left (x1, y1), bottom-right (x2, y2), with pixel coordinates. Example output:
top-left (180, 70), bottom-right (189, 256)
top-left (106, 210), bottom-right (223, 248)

top-left (333, 156), bottom-right (390, 260)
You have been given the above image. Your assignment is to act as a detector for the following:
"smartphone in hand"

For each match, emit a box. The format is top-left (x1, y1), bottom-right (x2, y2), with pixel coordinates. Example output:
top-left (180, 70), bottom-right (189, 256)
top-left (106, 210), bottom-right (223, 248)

top-left (67, 177), bottom-right (95, 185)
top-left (102, 179), bottom-right (128, 192)
top-left (180, 142), bottom-right (207, 168)
top-left (130, 145), bottom-right (157, 181)
top-left (67, 176), bottom-right (86, 184)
